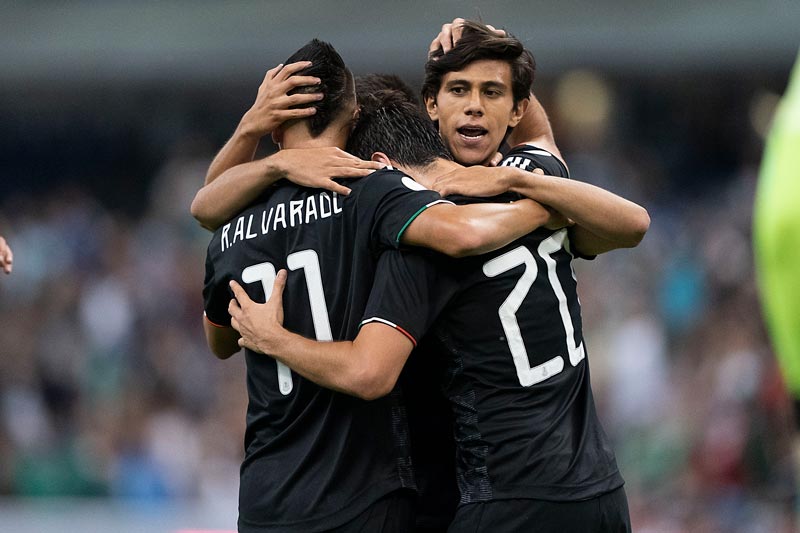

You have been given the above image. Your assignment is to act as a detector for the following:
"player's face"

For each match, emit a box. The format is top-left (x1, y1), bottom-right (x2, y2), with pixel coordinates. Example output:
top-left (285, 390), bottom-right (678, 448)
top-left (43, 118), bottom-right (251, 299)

top-left (426, 59), bottom-right (524, 166)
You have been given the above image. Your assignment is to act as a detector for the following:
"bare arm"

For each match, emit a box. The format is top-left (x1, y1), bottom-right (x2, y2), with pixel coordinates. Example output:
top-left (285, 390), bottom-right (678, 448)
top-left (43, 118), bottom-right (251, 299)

top-left (401, 198), bottom-right (557, 258)
top-left (431, 166), bottom-right (649, 255)
top-left (203, 317), bottom-right (241, 360)
top-left (229, 274), bottom-right (413, 400)
top-left (192, 148), bottom-right (385, 230)
top-left (506, 169), bottom-right (649, 254)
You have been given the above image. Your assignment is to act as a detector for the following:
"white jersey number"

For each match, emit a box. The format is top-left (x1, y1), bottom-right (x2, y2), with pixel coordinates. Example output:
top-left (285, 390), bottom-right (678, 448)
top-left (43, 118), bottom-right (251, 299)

top-left (482, 229), bottom-right (585, 387)
top-left (241, 249), bottom-right (331, 395)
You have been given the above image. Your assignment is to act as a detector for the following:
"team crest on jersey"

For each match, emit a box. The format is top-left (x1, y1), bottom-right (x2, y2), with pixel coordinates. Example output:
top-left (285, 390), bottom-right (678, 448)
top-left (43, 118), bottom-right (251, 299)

top-left (401, 176), bottom-right (429, 191)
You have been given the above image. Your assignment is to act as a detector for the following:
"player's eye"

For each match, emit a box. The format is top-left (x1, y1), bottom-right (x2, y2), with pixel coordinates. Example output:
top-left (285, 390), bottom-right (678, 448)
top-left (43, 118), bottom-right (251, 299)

top-left (485, 89), bottom-right (501, 97)
top-left (450, 86), bottom-right (466, 95)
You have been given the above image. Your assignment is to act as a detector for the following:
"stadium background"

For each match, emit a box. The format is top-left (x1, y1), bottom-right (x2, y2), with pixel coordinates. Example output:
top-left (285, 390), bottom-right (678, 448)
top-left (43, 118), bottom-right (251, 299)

top-left (0, 1), bottom-right (798, 531)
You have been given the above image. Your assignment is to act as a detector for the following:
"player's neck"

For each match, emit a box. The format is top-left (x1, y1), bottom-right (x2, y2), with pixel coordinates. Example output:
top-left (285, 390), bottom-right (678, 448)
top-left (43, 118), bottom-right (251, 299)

top-left (404, 158), bottom-right (462, 189)
top-left (281, 124), bottom-right (348, 151)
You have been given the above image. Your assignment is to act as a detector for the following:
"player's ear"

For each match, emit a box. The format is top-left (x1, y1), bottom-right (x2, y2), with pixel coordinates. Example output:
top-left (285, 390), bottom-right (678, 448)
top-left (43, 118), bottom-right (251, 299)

top-left (508, 97), bottom-right (529, 128)
top-left (425, 96), bottom-right (439, 121)
top-left (371, 152), bottom-right (391, 165)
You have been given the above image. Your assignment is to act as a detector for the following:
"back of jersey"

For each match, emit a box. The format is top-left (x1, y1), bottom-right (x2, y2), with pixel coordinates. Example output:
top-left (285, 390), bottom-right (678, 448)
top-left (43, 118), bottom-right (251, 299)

top-left (203, 168), bottom-right (445, 532)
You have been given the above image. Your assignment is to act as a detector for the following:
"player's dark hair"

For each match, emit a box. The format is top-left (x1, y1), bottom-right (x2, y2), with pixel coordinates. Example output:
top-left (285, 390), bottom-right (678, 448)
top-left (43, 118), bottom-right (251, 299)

top-left (284, 39), bottom-right (354, 137)
top-left (356, 73), bottom-right (420, 106)
top-left (347, 90), bottom-right (452, 167)
top-left (421, 20), bottom-right (535, 107)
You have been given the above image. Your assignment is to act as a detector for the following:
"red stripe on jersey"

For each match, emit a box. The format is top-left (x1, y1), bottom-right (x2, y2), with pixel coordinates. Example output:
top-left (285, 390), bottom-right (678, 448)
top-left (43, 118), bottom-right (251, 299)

top-left (203, 312), bottom-right (229, 329)
top-left (360, 317), bottom-right (418, 347)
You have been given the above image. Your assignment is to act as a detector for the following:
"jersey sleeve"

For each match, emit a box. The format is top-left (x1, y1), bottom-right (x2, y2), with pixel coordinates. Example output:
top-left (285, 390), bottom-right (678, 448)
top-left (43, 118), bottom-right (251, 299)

top-left (502, 144), bottom-right (597, 260)
top-left (360, 169), bottom-right (453, 249)
top-left (202, 251), bottom-right (232, 328)
top-left (360, 249), bottom-right (456, 346)
top-left (500, 144), bottom-right (570, 178)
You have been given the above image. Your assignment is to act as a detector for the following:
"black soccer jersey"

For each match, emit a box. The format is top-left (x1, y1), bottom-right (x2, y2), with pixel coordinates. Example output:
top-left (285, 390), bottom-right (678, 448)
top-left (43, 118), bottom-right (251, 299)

top-left (398, 334), bottom-right (459, 529)
top-left (203, 168), bottom-right (448, 532)
top-left (362, 145), bottom-right (624, 505)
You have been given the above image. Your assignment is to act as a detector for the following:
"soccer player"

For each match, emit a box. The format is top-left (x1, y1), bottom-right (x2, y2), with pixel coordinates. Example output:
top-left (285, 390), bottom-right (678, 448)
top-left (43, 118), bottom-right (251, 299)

top-left (202, 39), bottom-right (556, 532)
top-left (416, 20), bottom-right (646, 531)
top-left (754, 51), bottom-right (800, 502)
top-left (190, 60), bottom-right (384, 231)
top-left (0, 234), bottom-right (12, 274)
top-left (229, 21), bottom-right (649, 532)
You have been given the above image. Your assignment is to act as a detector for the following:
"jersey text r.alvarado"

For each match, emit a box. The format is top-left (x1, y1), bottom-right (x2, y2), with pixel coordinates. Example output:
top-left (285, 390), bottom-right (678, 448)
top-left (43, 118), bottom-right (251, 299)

top-left (221, 191), bottom-right (344, 252)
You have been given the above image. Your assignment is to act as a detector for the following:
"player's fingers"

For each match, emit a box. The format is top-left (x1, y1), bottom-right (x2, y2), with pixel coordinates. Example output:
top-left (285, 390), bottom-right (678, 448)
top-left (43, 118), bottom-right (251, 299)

top-left (489, 152), bottom-right (503, 167)
top-left (231, 315), bottom-right (240, 332)
top-left (486, 24), bottom-right (506, 37)
top-left (229, 280), bottom-right (250, 306)
top-left (320, 179), bottom-right (352, 196)
top-left (278, 60), bottom-right (313, 80)
top-left (275, 108), bottom-right (317, 123)
top-left (331, 167), bottom-right (379, 180)
top-left (440, 23), bottom-right (454, 53)
top-left (323, 147), bottom-right (348, 156)
top-left (532, 168), bottom-right (545, 174)
top-left (281, 76), bottom-right (322, 94)
top-left (428, 36), bottom-right (442, 58)
top-left (270, 269), bottom-right (288, 305)
top-left (431, 180), bottom-right (450, 196)
top-left (283, 92), bottom-right (323, 107)
top-left (451, 18), bottom-right (466, 45)
top-left (338, 156), bottom-right (385, 169)
top-left (229, 297), bottom-right (242, 318)
top-left (263, 64), bottom-right (283, 84)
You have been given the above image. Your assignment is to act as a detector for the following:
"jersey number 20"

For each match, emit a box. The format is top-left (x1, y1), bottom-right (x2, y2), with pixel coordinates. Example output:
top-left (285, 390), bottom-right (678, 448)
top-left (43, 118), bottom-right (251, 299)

top-left (483, 230), bottom-right (585, 387)
top-left (242, 249), bottom-right (332, 395)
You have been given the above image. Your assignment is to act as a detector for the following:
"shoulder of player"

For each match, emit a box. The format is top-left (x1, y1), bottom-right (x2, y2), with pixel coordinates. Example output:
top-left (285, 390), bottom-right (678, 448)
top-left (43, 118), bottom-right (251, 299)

top-left (362, 165), bottom-right (406, 182)
top-left (502, 143), bottom-right (570, 178)
top-left (350, 166), bottom-right (431, 194)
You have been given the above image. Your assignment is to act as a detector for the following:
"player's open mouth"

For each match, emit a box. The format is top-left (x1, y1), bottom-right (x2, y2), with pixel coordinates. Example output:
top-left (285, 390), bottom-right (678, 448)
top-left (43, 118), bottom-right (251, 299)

top-left (457, 126), bottom-right (488, 141)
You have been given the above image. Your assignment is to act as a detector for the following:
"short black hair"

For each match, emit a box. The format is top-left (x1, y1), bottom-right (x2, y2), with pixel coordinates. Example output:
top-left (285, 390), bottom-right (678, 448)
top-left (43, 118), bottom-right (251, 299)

top-left (356, 73), bottom-right (420, 106)
top-left (347, 90), bottom-right (452, 167)
top-left (284, 39), bottom-right (354, 137)
top-left (421, 20), bottom-right (534, 106)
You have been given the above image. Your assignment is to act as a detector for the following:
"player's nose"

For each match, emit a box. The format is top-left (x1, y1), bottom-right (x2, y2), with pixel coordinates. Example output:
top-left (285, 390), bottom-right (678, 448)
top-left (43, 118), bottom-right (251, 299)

top-left (464, 90), bottom-right (484, 116)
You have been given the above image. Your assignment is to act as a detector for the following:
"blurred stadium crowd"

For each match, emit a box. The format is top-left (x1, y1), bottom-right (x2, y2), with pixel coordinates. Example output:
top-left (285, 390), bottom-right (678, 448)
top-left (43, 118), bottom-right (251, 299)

top-left (0, 67), bottom-right (795, 532)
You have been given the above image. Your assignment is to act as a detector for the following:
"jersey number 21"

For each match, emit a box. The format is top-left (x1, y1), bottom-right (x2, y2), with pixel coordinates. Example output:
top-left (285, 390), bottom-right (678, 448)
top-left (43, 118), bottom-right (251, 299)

top-left (242, 249), bottom-right (331, 395)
